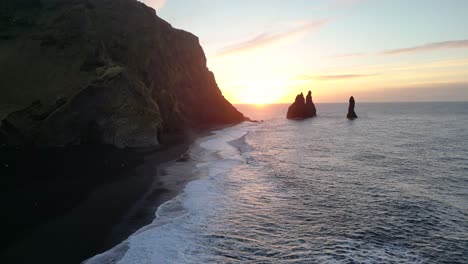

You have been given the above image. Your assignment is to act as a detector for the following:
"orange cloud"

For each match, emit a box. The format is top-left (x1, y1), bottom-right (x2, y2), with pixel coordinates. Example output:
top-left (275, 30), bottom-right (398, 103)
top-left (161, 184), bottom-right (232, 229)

top-left (215, 19), bottom-right (330, 57)
top-left (336, 39), bottom-right (468, 58)
top-left (382, 39), bottom-right (468, 55)
top-left (297, 73), bottom-right (380, 81)
top-left (352, 82), bottom-right (468, 102)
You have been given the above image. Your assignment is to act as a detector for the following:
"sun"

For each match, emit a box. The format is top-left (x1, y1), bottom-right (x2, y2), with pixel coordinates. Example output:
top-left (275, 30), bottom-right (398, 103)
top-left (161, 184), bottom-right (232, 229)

top-left (225, 77), bottom-right (290, 105)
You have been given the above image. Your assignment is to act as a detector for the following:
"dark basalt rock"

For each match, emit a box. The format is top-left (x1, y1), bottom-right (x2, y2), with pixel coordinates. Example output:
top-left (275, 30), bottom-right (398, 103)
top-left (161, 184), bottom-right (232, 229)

top-left (286, 90), bottom-right (317, 119)
top-left (286, 93), bottom-right (306, 119)
top-left (305, 91), bottom-right (317, 117)
top-left (0, 0), bottom-right (248, 148)
top-left (347, 96), bottom-right (358, 120)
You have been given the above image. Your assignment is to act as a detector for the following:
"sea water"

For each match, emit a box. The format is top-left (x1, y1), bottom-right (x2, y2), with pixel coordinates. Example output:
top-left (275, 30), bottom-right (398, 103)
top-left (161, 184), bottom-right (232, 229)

top-left (86, 102), bottom-right (468, 264)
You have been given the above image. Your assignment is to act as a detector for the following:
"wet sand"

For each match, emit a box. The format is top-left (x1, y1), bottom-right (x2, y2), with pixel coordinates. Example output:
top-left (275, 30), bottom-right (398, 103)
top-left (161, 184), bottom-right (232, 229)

top-left (0, 143), bottom-right (194, 264)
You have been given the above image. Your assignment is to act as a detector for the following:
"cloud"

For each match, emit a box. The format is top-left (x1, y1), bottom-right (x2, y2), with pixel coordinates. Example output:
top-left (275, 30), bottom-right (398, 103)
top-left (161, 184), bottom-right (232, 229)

top-left (336, 39), bottom-right (468, 58)
top-left (138, 0), bottom-right (166, 10)
top-left (355, 82), bottom-right (468, 102)
top-left (216, 19), bottom-right (329, 57)
top-left (298, 73), bottom-right (379, 81)
top-left (381, 40), bottom-right (468, 55)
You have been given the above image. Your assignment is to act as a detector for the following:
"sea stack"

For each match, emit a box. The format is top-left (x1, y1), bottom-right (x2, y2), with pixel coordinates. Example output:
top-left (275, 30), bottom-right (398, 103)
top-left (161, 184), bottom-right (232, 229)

top-left (305, 91), bottom-right (317, 117)
top-left (286, 93), bottom-right (306, 119)
top-left (347, 96), bottom-right (358, 120)
top-left (286, 91), bottom-right (317, 119)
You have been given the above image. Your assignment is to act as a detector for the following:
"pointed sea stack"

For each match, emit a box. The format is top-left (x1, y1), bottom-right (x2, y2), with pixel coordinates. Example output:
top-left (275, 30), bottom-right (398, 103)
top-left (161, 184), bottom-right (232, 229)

top-left (286, 90), bottom-right (317, 119)
top-left (286, 93), bottom-right (306, 119)
top-left (305, 91), bottom-right (317, 117)
top-left (347, 96), bottom-right (358, 120)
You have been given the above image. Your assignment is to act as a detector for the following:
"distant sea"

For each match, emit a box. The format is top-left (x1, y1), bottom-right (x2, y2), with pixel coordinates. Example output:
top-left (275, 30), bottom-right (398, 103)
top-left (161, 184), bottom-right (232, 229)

top-left (87, 102), bottom-right (468, 264)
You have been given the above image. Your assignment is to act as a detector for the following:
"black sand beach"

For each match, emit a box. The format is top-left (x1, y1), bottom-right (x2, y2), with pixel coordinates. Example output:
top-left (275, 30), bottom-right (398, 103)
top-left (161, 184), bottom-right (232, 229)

top-left (0, 141), bottom-right (195, 264)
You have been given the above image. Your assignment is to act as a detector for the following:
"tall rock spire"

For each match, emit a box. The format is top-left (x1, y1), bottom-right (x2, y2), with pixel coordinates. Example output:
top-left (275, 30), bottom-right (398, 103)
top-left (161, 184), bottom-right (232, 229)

top-left (305, 91), bottom-right (317, 117)
top-left (347, 96), bottom-right (358, 119)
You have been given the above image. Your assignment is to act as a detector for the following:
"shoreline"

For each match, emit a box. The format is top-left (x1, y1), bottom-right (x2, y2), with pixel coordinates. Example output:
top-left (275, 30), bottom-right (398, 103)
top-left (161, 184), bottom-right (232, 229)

top-left (0, 129), bottom-right (214, 264)
top-left (84, 121), bottom-right (254, 264)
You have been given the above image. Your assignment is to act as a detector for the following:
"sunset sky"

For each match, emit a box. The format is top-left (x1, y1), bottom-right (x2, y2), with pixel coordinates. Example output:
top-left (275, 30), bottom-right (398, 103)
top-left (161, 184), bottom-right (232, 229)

top-left (141, 0), bottom-right (468, 104)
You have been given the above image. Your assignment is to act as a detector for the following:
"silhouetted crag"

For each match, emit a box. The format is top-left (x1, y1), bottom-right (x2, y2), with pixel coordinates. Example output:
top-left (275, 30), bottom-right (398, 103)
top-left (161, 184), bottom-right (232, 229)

top-left (0, 0), bottom-right (247, 148)
top-left (347, 96), bottom-right (358, 120)
top-left (286, 91), bottom-right (317, 119)
top-left (305, 91), bottom-right (317, 117)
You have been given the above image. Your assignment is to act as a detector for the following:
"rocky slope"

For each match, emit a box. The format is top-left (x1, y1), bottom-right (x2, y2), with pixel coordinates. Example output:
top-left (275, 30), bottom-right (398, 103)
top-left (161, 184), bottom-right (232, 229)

top-left (0, 0), bottom-right (246, 148)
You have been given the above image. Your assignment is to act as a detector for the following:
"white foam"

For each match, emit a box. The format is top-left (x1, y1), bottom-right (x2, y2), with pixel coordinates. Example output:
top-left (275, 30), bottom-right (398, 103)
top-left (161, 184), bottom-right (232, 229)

top-left (83, 122), bottom-right (255, 264)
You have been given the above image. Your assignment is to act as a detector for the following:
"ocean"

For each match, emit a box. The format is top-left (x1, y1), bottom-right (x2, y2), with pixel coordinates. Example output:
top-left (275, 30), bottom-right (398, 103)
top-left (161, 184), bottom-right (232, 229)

top-left (86, 102), bottom-right (468, 264)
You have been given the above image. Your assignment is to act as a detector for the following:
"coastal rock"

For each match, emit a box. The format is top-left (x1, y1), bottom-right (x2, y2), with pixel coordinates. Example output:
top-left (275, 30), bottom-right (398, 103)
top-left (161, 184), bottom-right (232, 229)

top-left (0, 0), bottom-right (247, 147)
top-left (347, 96), bottom-right (358, 120)
top-left (286, 93), bottom-right (306, 119)
top-left (286, 91), bottom-right (317, 119)
top-left (305, 91), bottom-right (317, 117)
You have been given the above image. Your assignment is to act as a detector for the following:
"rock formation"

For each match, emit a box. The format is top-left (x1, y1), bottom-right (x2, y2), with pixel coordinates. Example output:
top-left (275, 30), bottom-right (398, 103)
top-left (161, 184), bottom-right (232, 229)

top-left (0, 0), bottom-right (247, 148)
top-left (305, 91), bottom-right (317, 117)
top-left (347, 96), bottom-right (358, 120)
top-left (286, 91), bottom-right (317, 119)
top-left (286, 93), bottom-right (306, 119)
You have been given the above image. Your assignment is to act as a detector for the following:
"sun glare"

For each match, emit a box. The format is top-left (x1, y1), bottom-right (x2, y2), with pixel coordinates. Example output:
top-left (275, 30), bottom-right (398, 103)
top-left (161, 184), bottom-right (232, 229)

top-left (223, 77), bottom-right (290, 104)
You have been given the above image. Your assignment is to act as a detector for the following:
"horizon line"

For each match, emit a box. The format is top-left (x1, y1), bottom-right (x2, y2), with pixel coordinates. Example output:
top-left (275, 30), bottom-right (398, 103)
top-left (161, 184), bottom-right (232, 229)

top-left (234, 100), bottom-right (468, 105)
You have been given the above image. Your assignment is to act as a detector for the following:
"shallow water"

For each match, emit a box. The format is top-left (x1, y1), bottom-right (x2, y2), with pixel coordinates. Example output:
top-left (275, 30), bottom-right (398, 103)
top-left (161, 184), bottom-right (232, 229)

top-left (87, 102), bottom-right (468, 264)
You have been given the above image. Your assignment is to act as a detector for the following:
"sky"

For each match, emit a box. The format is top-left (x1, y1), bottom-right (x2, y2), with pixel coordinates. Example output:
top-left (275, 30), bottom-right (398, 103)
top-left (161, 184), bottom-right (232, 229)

top-left (140, 0), bottom-right (468, 104)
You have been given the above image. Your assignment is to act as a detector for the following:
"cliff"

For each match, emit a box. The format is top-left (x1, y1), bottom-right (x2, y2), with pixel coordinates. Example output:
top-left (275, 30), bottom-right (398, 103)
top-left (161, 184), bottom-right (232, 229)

top-left (286, 91), bottom-right (317, 119)
top-left (0, 0), bottom-right (246, 148)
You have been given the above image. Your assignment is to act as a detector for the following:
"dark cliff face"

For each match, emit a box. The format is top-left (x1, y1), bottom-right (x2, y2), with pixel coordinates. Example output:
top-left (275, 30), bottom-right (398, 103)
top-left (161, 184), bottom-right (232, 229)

top-left (0, 0), bottom-right (246, 147)
top-left (286, 91), bottom-right (317, 119)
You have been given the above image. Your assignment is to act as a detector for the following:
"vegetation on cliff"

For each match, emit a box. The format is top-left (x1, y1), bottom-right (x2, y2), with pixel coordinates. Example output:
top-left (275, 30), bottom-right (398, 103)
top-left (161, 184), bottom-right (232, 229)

top-left (0, 0), bottom-right (246, 147)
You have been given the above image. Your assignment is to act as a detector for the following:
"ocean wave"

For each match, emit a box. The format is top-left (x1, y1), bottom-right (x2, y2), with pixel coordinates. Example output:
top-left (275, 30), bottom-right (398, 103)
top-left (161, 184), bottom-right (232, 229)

top-left (84, 123), bottom-right (256, 264)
